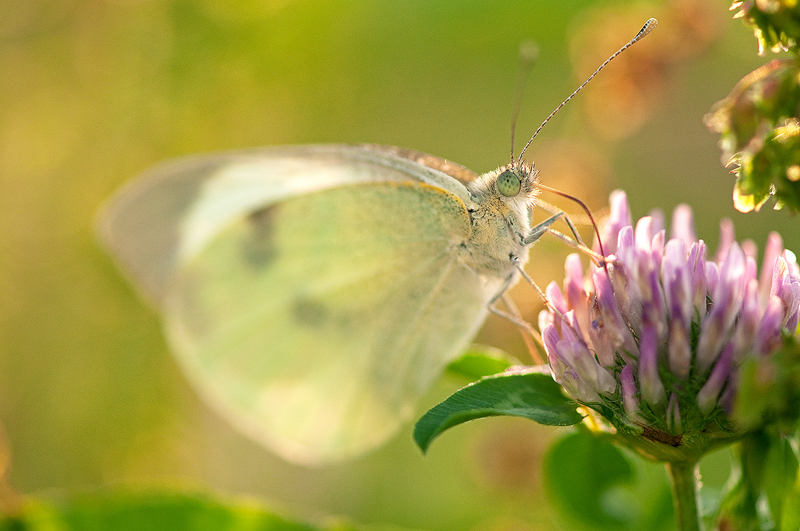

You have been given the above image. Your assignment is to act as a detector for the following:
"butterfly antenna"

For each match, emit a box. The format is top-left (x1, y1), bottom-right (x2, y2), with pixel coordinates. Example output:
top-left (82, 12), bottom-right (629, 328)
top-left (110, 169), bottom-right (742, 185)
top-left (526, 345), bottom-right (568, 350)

top-left (510, 41), bottom-right (539, 165)
top-left (516, 18), bottom-right (657, 165)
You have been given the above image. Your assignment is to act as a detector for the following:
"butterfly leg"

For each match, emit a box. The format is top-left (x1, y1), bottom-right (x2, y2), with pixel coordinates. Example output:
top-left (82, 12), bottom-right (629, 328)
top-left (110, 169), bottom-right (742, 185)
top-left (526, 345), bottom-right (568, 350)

top-left (508, 254), bottom-right (584, 342)
top-left (487, 295), bottom-right (546, 365)
top-left (523, 212), bottom-right (564, 245)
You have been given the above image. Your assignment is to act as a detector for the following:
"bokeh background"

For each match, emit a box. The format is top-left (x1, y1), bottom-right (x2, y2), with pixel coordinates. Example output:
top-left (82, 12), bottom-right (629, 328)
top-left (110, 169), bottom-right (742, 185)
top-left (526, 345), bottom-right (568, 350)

top-left (1, 0), bottom-right (795, 530)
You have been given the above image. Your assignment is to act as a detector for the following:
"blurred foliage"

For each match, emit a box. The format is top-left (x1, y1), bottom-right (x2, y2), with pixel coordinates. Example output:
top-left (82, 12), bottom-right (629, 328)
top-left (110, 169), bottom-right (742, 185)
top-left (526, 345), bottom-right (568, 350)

top-left (716, 430), bottom-right (800, 531)
top-left (732, 0), bottom-right (800, 55)
top-left (0, 489), bottom-right (355, 531)
top-left (735, 333), bottom-right (800, 431)
top-left (725, 333), bottom-right (800, 527)
top-left (705, 1), bottom-right (800, 213)
top-left (705, 58), bottom-right (800, 213)
top-left (0, 0), bottom-right (796, 530)
top-left (543, 431), bottom-right (673, 530)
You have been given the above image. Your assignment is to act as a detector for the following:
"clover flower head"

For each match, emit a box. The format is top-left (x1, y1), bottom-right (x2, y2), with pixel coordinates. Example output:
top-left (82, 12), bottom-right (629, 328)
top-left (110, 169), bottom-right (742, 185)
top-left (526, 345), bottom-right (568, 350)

top-left (539, 190), bottom-right (800, 458)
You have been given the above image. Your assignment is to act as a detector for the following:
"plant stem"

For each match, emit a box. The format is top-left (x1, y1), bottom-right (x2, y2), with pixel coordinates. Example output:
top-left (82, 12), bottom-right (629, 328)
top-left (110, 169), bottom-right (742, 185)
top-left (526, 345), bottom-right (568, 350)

top-left (666, 460), bottom-right (702, 531)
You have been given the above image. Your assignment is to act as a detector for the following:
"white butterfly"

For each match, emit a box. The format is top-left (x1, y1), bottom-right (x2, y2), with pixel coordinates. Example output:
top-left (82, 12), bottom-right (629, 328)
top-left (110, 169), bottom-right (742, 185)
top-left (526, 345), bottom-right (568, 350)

top-left (98, 144), bottom-right (554, 465)
top-left (98, 19), bottom-right (656, 466)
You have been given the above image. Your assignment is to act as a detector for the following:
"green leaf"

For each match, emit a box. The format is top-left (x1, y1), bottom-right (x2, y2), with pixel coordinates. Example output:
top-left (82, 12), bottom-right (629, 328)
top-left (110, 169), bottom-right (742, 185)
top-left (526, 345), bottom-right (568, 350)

top-left (763, 432), bottom-right (800, 530)
top-left (716, 432), bottom-right (768, 531)
top-left (413, 370), bottom-right (582, 453)
top-left (735, 335), bottom-right (800, 431)
top-left (444, 346), bottom-right (515, 381)
top-left (543, 431), bottom-right (635, 528)
top-left (782, 456), bottom-right (800, 531)
top-left (0, 489), bottom-right (358, 531)
top-left (716, 429), bottom-right (800, 531)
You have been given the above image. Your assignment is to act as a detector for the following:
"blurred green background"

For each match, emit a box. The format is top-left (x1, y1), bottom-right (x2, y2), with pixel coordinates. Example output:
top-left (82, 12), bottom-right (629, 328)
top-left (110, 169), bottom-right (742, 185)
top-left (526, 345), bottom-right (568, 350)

top-left (0, 0), bottom-right (795, 530)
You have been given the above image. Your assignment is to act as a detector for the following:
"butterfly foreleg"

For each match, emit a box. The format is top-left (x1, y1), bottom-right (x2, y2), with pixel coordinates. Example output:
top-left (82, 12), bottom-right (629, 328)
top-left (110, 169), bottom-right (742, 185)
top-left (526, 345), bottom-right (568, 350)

top-left (526, 210), bottom-right (606, 264)
top-left (522, 211), bottom-right (563, 245)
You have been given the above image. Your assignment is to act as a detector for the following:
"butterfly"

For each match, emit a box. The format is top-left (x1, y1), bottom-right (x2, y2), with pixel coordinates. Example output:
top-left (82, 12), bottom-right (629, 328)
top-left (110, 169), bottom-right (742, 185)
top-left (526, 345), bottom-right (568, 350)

top-left (98, 144), bottom-right (554, 465)
top-left (97, 19), bottom-right (656, 467)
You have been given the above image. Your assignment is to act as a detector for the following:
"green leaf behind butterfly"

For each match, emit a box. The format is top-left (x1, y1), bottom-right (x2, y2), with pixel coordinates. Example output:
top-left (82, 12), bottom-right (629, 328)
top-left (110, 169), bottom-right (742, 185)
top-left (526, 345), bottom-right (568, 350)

top-left (413, 370), bottom-right (582, 453)
top-left (444, 347), bottom-right (516, 381)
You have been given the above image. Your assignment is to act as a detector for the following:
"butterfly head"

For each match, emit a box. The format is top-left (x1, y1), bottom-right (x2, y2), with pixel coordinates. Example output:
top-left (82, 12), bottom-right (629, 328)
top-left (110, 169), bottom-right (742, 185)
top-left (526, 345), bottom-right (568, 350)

top-left (460, 161), bottom-right (539, 278)
top-left (468, 160), bottom-right (539, 213)
top-left (495, 161), bottom-right (539, 202)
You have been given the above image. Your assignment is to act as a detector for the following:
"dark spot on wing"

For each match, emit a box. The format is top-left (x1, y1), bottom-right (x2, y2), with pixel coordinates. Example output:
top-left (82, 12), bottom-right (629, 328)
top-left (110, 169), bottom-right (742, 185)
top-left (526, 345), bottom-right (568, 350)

top-left (243, 205), bottom-right (280, 268)
top-left (293, 296), bottom-right (329, 327)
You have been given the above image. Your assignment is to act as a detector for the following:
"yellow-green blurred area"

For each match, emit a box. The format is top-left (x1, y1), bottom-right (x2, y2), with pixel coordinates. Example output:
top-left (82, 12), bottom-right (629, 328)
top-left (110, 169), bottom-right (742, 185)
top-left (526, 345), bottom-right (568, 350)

top-left (0, 0), bottom-right (796, 530)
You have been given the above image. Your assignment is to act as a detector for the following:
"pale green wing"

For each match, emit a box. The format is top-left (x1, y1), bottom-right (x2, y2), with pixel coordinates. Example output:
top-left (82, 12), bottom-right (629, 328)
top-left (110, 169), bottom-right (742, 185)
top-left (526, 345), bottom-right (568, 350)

top-left (164, 182), bottom-right (503, 465)
top-left (97, 145), bottom-right (472, 305)
top-left (98, 145), bottom-right (502, 465)
top-left (359, 144), bottom-right (480, 186)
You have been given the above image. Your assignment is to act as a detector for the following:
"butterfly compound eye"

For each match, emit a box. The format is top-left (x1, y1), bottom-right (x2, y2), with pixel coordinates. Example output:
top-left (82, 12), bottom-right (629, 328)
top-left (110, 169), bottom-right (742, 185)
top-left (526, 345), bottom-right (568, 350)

top-left (496, 170), bottom-right (522, 197)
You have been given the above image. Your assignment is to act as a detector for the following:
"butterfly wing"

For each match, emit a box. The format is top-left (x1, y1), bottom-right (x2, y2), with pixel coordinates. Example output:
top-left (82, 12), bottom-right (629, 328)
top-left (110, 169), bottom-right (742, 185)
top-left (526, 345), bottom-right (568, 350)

top-left (99, 145), bottom-right (505, 465)
top-left (359, 144), bottom-right (480, 187)
top-left (98, 145), bottom-right (474, 304)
